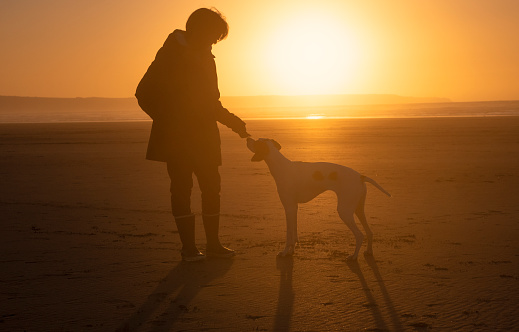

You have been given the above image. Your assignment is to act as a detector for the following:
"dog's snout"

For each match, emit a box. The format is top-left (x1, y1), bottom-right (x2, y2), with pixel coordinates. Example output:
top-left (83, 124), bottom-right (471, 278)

top-left (246, 137), bottom-right (256, 152)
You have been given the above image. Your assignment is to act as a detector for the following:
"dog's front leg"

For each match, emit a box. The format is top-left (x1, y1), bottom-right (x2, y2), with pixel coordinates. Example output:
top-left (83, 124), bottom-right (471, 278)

top-left (279, 201), bottom-right (298, 256)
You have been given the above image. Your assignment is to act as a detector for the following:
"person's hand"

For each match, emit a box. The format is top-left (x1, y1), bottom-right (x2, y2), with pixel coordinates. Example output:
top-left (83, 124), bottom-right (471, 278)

top-left (238, 130), bottom-right (251, 138)
top-left (235, 123), bottom-right (250, 138)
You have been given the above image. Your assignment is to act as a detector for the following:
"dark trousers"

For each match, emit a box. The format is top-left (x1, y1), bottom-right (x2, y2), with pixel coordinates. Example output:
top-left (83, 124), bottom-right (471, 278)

top-left (166, 159), bottom-right (221, 219)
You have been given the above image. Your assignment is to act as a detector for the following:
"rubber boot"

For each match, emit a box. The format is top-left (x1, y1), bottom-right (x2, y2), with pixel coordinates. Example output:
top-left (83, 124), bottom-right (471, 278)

top-left (175, 215), bottom-right (205, 262)
top-left (203, 214), bottom-right (235, 258)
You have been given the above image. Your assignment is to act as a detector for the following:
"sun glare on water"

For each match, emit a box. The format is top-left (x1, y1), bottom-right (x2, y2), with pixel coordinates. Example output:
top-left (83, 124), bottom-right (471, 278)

top-left (306, 114), bottom-right (325, 119)
top-left (264, 9), bottom-right (366, 95)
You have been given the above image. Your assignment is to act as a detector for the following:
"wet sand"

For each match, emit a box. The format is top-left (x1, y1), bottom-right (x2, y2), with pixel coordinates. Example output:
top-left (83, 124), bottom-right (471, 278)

top-left (1, 117), bottom-right (518, 331)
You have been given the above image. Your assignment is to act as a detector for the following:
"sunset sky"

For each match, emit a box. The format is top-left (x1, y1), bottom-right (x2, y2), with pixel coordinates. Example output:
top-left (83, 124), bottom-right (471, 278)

top-left (1, 0), bottom-right (518, 102)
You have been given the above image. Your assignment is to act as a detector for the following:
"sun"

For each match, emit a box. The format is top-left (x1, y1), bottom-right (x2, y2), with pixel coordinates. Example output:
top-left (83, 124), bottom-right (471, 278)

top-left (264, 11), bottom-right (365, 95)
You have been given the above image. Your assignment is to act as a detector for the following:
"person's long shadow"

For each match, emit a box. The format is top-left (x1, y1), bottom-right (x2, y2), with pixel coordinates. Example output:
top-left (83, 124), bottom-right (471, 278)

top-left (273, 255), bottom-right (294, 332)
top-left (117, 258), bottom-right (233, 332)
top-left (347, 255), bottom-right (403, 331)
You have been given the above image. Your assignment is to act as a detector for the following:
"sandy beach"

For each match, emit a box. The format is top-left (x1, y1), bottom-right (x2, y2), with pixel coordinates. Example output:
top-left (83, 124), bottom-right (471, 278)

top-left (1, 116), bottom-right (519, 331)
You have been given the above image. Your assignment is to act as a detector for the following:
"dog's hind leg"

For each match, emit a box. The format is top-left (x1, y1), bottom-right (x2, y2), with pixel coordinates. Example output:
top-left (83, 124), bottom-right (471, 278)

top-left (355, 190), bottom-right (373, 256)
top-left (337, 200), bottom-right (364, 261)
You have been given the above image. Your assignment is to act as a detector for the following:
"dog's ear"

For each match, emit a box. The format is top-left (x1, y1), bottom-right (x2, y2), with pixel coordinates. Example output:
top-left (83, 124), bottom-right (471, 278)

top-left (270, 139), bottom-right (281, 150)
top-left (251, 140), bottom-right (269, 162)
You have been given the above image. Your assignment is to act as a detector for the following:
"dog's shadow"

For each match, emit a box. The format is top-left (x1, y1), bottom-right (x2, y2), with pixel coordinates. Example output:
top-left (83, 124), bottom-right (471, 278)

top-left (274, 255), bottom-right (295, 332)
top-left (347, 255), bottom-right (403, 331)
top-left (117, 259), bottom-right (233, 332)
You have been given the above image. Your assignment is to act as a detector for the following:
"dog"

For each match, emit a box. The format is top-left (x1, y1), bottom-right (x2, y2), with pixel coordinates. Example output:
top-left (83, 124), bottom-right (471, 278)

top-left (247, 137), bottom-right (391, 260)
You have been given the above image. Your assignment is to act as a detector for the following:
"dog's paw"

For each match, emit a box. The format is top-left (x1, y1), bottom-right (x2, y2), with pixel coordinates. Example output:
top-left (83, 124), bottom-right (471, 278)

top-left (346, 255), bottom-right (358, 261)
top-left (278, 246), bottom-right (294, 257)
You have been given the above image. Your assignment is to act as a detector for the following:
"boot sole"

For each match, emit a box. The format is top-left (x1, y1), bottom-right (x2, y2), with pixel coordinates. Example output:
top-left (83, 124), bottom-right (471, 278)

top-left (182, 256), bottom-right (206, 262)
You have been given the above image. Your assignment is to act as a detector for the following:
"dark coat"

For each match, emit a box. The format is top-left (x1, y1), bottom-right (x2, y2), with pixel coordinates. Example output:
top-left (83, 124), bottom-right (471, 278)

top-left (136, 30), bottom-right (245, 165)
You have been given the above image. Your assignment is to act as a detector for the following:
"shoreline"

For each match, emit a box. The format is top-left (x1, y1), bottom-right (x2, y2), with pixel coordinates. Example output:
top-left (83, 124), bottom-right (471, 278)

top-left (2, 99), bottom-right (519, 124)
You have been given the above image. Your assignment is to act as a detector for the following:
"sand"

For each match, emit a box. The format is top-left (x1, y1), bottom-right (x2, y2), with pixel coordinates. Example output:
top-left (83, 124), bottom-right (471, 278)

top-left (1, 117), bottom-right (518, 331)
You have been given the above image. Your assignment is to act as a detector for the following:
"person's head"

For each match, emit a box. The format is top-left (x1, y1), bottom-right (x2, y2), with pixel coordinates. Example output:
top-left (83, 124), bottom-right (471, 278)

top-left (186, 8), bottom-right (228, 48)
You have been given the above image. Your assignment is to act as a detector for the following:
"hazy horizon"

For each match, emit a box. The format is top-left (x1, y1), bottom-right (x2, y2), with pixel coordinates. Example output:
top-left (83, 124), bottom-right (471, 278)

top-left (1, 95), bottom-right (518, 123)
top-left (4, 92), bottom-right (519, 104)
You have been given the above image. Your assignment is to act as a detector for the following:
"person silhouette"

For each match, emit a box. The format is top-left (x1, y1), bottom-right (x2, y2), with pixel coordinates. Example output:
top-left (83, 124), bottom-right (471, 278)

top-left (136, 8), bottom-right (249, 261)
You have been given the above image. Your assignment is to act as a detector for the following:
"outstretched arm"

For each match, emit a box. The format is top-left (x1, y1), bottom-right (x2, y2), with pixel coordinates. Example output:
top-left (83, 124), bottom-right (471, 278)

top-left (215, 101), bottom-right (250, 138)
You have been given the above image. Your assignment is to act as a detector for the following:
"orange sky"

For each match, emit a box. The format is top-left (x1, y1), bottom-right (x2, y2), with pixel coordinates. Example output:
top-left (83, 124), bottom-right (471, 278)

top-left (0, 0), bottom-right (518, 102)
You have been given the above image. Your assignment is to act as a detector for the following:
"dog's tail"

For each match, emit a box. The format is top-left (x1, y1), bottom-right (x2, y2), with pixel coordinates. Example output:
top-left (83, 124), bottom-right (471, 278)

top-left (361, 175), bottom-right (391, 197)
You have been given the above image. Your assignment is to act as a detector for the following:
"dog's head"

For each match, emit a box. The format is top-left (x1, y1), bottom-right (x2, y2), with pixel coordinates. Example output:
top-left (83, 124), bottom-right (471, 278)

top-left (247, 138), bottom-right (281, 162)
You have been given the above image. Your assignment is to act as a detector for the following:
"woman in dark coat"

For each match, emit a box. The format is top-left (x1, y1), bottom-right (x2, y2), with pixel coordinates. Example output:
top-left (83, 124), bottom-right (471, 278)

top-left (136, 8), bottom-right (249, 261)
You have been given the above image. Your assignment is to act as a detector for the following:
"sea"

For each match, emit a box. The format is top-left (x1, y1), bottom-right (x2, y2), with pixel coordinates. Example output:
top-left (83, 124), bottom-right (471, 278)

top-left (1, 99), bottom-right (519, 123)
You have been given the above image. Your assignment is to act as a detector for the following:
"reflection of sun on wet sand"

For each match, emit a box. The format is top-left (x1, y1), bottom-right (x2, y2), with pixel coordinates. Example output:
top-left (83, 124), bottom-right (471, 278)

top-left (1, 117), bottom-right (519, 331)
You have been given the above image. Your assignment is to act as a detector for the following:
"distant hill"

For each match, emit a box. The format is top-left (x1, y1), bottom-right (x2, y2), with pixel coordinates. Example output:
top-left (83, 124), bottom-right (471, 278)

top-left (0, 96), bottom-right (143, 122)
top-left (220, 94), bottom-right (451, 108)
top-left (0, 94), bottom-right (451, 122)
top-left (0, 96), bottom-right (140, 114)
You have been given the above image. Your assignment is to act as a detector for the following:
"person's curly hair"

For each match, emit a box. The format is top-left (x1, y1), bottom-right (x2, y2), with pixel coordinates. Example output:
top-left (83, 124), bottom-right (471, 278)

top-left (186, 8), bottom-right (229, 43)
